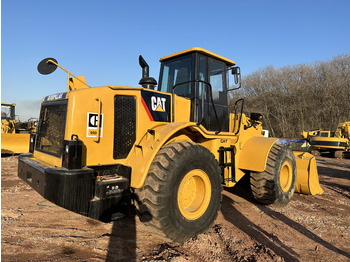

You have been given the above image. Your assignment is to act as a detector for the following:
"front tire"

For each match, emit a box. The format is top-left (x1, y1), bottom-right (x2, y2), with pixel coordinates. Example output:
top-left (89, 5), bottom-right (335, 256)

top-left (135, 141), bottom-right (222, 242)
top-left (250, 143), bottom-right (296, 207)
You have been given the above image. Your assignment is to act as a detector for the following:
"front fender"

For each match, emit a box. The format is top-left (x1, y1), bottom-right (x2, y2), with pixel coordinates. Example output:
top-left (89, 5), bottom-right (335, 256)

top-left (237, 137), bottom-right (278, 172)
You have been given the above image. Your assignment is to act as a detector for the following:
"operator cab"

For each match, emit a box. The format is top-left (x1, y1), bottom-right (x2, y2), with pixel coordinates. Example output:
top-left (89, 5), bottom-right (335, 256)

top-left (1, 103), bottom-right (16, 121)
top-left (158, 47), bottom-right (239, 132)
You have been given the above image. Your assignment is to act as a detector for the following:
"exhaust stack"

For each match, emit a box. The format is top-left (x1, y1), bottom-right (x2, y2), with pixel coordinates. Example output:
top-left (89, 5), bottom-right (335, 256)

top-left (138, 55), bottom-right (157, 89)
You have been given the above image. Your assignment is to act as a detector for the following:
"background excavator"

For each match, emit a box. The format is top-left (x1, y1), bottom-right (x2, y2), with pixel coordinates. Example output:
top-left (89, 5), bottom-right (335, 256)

top-left (18, 48), bottom-right (323, 242)
top-left (302, 122), bottom-right (350, 159)
top-left (1, 102), bottom-right (37, 154)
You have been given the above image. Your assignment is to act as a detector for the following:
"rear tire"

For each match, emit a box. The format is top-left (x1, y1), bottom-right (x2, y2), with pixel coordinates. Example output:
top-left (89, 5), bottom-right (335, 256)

top-left (250, 144), bottom-right (296, 207)
top-left (311, 149), bottom-right (321, 156)
top-left (135, 141), bottom-right (222, 242)
top-left (334, 150), bottom-right (344, 159)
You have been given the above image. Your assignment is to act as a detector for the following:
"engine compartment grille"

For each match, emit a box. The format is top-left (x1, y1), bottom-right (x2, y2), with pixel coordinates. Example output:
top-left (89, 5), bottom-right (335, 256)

top-left (113, 96), bottom-right (136, 159)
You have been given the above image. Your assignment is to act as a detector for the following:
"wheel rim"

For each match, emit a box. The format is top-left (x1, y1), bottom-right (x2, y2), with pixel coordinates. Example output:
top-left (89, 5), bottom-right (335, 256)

top-left (279, 161), bottom-right (293, 192)
top-left (177, 169), bottom-right (211, 220)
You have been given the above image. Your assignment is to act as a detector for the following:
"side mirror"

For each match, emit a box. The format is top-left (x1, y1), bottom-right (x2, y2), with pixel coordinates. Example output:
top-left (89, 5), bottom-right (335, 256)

top-left (37, 58), bottom-right (58, 75)
top-left (231, 66), bottom-right (241, 85)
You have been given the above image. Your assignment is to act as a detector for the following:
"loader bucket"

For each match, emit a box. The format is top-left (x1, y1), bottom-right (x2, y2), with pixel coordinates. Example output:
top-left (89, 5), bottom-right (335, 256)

top-left (293, 151), bottom-right (323, 195)
top-left (1, 133), bottom-right (30, 154)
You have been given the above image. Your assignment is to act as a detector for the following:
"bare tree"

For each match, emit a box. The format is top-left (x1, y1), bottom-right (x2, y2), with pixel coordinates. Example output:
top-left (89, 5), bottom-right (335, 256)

top-left (231, 55), bottom-right (350, 138)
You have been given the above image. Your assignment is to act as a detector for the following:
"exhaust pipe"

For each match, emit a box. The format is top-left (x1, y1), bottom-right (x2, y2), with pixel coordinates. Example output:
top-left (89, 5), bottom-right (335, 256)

top-left (139, 55), bottom-right (157, 89)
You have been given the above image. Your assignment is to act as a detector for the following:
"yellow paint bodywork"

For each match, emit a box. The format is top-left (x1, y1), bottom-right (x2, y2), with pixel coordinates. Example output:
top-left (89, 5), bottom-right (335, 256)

top-left (33, 149), bottom-right (62, 167)
top-left (294, 151), bottom-right (323, 195)
top-left (32, 83), bottom-right (321, 195)
top-left (33, 80), bottom-right (276, 189)
top-left (1, 102), bottom-right (34, 154)
top-left (34, 86), bottom-right (193, 169)
top-left (1, 133), bottom-right (30, 154)
top-left (237, 136), bottom-right (278, 172)
top-left (34, 80), bottom-right (318, 194)
top-left (127, 121), bottom-right (194, 188)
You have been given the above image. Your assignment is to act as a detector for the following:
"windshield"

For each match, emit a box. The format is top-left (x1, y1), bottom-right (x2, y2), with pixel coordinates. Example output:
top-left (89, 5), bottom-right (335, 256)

top-left (1, 104), bottom-right (14, 121)
top-left (158, 54), bottom-right (193, 98)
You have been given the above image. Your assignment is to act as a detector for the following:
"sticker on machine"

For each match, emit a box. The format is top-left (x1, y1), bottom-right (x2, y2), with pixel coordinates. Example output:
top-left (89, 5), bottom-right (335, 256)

top-left (87, 112), bottom-right (103, 137)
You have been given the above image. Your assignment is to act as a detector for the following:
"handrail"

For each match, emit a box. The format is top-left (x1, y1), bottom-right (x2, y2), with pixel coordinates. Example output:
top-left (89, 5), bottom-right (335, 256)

top-left (172, 79), bottom-right (222, 134)
top-left (94, 98), bottom-right (102, 143)
top-left (232, 98), bottom-right (244, 135)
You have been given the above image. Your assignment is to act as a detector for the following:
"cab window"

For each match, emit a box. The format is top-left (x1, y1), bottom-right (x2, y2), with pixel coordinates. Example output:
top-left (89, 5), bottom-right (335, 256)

top-left (159, 54), bottom-right (193, 98)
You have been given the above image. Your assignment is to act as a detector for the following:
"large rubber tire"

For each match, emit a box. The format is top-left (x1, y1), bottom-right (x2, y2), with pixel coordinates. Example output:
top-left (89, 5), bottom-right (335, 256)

top-left (250, 143), bottom-right (296, 207)
top-left (334, 150), bottom-right (344, 159)
top-left (135, 141), bottom-right (222, 242)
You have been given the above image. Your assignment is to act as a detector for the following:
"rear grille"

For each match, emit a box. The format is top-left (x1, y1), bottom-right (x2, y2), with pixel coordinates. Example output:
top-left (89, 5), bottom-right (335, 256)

top-left (114, 96), bottom-right (136, 159)
top-left (35, 101), bottom-right (67, 156)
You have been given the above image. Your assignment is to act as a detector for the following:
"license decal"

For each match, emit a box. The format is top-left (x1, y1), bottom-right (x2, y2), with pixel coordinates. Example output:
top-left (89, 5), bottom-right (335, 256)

top-left (87, 112), bottom-right (103, 137)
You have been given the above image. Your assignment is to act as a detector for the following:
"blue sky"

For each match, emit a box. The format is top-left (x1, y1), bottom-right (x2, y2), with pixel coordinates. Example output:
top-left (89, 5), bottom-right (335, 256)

top-left (2, 0), bottom-right (350, 120)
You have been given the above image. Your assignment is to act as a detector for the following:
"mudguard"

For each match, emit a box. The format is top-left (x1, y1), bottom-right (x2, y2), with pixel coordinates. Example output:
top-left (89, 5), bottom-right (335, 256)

top-left (127, 122), bottom-right (194, 188)
top-left (237, 137), bottom-right (279, 172)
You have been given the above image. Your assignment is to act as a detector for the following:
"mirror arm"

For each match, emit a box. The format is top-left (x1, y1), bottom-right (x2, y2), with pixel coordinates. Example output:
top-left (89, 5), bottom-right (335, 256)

top-left (46, 59), bottom-right (91, 89)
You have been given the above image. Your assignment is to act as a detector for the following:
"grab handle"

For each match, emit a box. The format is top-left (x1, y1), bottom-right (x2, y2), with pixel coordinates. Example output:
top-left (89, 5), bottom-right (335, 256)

top-left (94, 98), bottom-right (102, 143)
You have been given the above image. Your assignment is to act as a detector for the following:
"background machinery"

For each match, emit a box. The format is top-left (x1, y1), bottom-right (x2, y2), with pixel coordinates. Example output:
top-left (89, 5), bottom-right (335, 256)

top-left (302, 122), bottom-right (350, 158)
top-left (1, 102), bottom-right (37, 154)
top-left (18, 48), bottom-right (322, 242)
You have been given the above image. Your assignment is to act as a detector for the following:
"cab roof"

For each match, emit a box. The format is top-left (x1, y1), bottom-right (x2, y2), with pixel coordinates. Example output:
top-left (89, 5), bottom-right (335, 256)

top-left (159, 47), bottom-right (236, 66)
top-left (1, 102), bottom-right (15, 106)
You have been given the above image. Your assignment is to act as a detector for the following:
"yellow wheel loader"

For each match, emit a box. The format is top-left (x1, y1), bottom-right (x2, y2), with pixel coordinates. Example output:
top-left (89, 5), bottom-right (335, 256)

top-left (1, 102), bottom-right (37, 154)
top-left (302, 123), bottom-right (350, 158)
top-left (18, 48), bottom-right (322, 242)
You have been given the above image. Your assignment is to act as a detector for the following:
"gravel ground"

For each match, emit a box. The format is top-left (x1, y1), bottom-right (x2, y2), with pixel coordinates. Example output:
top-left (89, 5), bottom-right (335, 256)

top-left (1, 155), bottom-right (350, 261)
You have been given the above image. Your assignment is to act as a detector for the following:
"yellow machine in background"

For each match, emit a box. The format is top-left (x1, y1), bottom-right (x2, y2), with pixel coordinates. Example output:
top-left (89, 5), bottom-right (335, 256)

top-left (18, 48), bottom-right (322, 242)
top-left (302, 122), bottom-right (350, 158)
top-left (1, 102), bottom-right (37, 154)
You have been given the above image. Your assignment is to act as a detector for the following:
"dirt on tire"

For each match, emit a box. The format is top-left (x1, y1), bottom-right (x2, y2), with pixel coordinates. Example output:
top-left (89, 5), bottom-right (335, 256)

top-left (2, 155), bottom-right (350, 261)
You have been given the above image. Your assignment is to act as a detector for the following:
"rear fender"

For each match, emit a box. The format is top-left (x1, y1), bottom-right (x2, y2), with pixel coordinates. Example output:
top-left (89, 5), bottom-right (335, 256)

top-left (127, 122), bottom-right (195, 188)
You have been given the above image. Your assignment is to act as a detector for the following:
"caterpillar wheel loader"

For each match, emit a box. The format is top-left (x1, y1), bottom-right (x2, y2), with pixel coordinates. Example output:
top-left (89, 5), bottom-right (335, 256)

top-left (301, 123), bottom-right (350, 159)
top-left (18, 48), bottom-right (322, 242)
top-left (1, 102), bottom-right (37, 154)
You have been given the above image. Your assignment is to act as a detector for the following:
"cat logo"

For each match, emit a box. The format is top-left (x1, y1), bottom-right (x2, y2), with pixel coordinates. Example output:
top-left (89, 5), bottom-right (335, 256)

top-left (141, 90), bottom-right (170, 122)
top-left (87, 112), bottom-right (103, 137)
top-left (151, 96), bottom-right (166, 112)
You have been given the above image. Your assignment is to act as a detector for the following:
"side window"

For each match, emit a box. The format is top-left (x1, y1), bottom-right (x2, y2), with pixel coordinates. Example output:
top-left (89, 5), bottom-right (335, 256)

top-left (160, 66), bottom-right (170, 93)
top-left (320, 132), bottom-right (328, 137)
top-left (209, 58), bottom-right (227, 105)
top-left (1, 105), bottom-right (11, 120)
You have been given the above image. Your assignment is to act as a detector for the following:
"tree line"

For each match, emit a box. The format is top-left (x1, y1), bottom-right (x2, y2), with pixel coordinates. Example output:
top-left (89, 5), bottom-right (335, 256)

top-left (230, 54), bottom-right (350, 138)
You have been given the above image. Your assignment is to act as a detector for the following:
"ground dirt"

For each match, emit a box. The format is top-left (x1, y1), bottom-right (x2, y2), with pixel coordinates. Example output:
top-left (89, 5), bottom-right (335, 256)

top-left (1, 155), bottom-right (350, 261)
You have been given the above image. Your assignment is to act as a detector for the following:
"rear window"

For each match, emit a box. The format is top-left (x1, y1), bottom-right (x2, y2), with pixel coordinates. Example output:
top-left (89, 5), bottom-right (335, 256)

top-left (35, 101), bottom-right (67, 156)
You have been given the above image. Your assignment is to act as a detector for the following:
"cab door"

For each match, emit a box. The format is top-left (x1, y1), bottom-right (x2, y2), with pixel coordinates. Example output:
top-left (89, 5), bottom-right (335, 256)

top-left (195, 54), bottom-right (229, 132)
